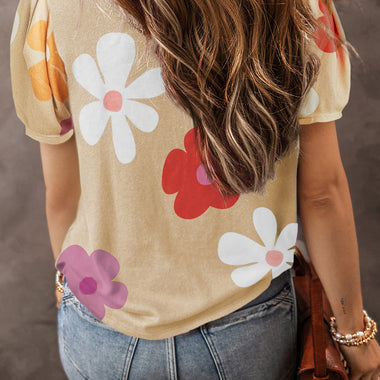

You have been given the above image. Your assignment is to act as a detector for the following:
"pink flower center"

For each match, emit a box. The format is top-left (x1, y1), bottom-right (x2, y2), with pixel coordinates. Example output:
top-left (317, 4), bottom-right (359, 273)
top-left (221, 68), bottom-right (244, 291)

top-left (196, 164), bottom-right (214, 185)
top-left (103, 91), bottom-right (123, 112)
top-left (265, 250), bottom-right (283, 267)
top-left (79, 276), bottom-right (98, 295)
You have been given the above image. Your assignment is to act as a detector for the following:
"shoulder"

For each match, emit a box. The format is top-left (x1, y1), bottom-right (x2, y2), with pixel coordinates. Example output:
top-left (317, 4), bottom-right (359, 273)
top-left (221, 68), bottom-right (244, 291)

top-left (10, 0), bottom-right (74, 145)
top-left (298, 0), bottom-right (351, 125)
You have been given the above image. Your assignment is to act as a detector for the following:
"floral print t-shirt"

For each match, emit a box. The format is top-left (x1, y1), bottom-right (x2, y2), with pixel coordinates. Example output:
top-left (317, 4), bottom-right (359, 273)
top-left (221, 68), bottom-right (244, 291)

top-left (10, 0), bottom-right (350, 339)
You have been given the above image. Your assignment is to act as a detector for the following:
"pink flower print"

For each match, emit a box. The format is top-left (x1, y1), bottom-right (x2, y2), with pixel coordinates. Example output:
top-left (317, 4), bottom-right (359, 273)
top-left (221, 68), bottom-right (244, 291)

top-left (59, 116), bottom-right (74, 136)
top-left (56, 244), bottom-right (128, 320)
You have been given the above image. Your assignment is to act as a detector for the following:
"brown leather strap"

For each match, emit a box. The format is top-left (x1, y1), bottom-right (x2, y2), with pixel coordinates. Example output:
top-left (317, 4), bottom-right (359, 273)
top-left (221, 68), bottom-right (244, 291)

top-left (313, 375), bottom-right (329, 380)
top-left (310, 262), bottom-right (328, 378)
top-left (293, 247), bottom-right (348, 379)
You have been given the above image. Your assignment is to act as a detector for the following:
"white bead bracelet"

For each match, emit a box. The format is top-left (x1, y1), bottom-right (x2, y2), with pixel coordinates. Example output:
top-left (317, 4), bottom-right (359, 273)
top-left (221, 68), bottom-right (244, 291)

top-left (329, 309), bottom-right (377, 346)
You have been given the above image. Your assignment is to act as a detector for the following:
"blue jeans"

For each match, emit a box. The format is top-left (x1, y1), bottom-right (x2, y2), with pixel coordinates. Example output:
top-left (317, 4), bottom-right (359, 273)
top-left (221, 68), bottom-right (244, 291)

top-left (57, 269), bottom-right (298, 380)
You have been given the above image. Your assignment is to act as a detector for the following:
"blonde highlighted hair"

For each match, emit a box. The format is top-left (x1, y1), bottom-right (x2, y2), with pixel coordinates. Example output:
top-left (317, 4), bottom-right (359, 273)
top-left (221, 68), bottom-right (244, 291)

top-left (114, 0), bottom-right (342, 196)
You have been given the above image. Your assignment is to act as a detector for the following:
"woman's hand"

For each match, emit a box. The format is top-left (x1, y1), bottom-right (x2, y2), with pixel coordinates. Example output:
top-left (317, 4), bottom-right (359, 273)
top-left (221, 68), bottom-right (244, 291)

top-left (55, 287), bottom-right (63, 309)
top-left (340, 338), bottom-right (380, 380)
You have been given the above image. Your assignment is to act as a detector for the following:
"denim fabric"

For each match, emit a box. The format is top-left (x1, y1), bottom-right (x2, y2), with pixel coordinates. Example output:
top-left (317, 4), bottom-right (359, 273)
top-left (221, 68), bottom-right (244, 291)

top-left (57, 269), bottom-right (297, 380)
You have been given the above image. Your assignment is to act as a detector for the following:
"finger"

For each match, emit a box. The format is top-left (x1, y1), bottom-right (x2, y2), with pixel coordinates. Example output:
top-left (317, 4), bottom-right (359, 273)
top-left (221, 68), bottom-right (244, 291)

top-left (55, 290), bottom-right (63, 308)
top-left (349, 370), bottom-right (361, 380)
top-left (350, 373), bottom-right (363, 380)
top-left (360, 372), bottom-right (373, 380)
top-left (360, 373), bottom-right (372, 380)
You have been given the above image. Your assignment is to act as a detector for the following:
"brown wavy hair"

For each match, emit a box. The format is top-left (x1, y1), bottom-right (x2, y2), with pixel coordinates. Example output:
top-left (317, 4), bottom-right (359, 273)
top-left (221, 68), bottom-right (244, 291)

top-left (114, 0), bottom-right (341, 197)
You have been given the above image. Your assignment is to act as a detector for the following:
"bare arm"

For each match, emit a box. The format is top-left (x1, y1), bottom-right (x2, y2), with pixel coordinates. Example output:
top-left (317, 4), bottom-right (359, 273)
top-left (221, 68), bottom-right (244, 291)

top-left (298, 120), bottom-right (363, 331)
top-left (298, 120), bottom-right (380, 379)
top-left (39, 136), bottom-right (81, 262)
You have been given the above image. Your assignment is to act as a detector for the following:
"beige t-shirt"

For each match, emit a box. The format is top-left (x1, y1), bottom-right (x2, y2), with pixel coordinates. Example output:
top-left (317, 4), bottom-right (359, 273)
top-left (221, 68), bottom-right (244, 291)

top-left (10, 0), bottom-right (350, 339)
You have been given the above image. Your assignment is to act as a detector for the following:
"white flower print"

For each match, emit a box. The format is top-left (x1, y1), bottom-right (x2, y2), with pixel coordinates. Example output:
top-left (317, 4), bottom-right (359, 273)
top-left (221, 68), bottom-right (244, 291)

top-left (299, 88), bottom-right (320, 118)
top-left (218, 207), bottom-right (298, 288)
top-left (11, 11), bottom-right (19, 45)
top-left (72, 33), bottom-right (166, 163)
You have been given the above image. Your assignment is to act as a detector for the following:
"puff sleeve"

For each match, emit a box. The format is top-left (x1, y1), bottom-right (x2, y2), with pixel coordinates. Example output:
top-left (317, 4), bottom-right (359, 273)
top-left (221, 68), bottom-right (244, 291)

top-left (10, 0), bottom-right (74, 144)
top-left (298, 0), bottom-right (351, 124)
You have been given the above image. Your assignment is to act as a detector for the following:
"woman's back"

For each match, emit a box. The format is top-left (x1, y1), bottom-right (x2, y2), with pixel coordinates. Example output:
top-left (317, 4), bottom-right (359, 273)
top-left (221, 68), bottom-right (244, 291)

top-left (11, 0), bottom-right (350, 341)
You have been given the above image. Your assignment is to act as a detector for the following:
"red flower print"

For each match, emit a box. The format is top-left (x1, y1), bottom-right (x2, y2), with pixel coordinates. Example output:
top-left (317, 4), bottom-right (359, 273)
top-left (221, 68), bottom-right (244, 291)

top-left (314, 0), bottom-right (342, 53)
top-left (162, 128), bottom-right (240, 219)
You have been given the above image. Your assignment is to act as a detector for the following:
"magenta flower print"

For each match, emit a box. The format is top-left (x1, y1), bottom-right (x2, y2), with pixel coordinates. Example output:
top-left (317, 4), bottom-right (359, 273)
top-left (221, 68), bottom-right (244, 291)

top-left (56, 244), bottom-right (128, 320)
top-left (59, 116), bottom-right (74, 136)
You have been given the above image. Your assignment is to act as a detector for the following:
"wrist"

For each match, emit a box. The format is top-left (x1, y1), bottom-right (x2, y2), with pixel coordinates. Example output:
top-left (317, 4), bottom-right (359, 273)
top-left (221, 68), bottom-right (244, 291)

top-left (332, 311), bottom-right (364, 334)
top-left (330, 298), bottom-right (364, 333)
top-left (329, 309), bottom-right (378, 346)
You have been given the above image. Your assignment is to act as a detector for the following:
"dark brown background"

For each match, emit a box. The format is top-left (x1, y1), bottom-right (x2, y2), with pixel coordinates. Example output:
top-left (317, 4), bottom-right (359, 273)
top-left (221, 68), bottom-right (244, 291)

top-left (1, 0), bottom-right (379, 378)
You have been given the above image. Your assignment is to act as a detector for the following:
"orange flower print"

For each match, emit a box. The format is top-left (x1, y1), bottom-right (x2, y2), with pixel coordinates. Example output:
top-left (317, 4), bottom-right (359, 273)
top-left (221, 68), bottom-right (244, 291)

top-left (27, 20), bottom-right (68, 102)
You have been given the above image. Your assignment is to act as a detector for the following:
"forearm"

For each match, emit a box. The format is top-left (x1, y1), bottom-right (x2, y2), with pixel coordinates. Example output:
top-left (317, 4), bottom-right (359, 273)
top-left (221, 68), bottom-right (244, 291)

top-left (298, 174), bottom-right (364, 334)
top-left (45, 195), bottom-right (79, 262)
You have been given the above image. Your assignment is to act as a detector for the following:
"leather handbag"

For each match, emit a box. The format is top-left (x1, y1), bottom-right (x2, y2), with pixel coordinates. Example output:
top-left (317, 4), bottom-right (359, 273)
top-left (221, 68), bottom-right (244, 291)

top-left (293, 245), bottom-right (349, 379)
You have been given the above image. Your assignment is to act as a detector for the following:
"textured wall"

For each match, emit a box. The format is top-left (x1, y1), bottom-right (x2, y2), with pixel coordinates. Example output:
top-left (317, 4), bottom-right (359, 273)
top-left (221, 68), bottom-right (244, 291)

top-left (0, 0), bottom-right (379, 378)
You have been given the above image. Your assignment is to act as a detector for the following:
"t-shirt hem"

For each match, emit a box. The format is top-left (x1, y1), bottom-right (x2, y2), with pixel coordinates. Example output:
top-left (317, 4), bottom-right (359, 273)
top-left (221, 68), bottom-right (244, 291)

top-left (102, 272), bottom-right (290, 340)
top-left (25, 127), bottom-right (74, 145)
top-left (298, 112), bottom-right (343, 125)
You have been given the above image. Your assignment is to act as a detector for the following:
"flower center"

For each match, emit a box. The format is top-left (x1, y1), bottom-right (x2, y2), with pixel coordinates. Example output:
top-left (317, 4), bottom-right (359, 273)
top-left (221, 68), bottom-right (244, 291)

top-left (79, 276), bottom-right (98, 295)
top-left (265, 250), bottom-right (283, 267)
top-left (60, 116), bottom-right (74, 135)
top-left (196, 164), bottom-right (214, 185)
top-left (103, 90), bottom-right (123, 112)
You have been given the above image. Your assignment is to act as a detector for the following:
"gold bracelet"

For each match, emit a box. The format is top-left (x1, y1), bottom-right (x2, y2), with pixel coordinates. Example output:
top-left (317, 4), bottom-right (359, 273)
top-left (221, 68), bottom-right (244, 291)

top-left (55, 270), bottom-right (64, 293)
top-left (329, 310), bottom-right (378, 346)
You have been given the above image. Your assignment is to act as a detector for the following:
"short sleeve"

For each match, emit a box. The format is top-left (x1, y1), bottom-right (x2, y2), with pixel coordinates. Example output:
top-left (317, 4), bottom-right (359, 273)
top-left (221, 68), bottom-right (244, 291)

top-left (298, 0), bottom-right (351, 125)
top-left (10, 0), bottom-right (74, 144)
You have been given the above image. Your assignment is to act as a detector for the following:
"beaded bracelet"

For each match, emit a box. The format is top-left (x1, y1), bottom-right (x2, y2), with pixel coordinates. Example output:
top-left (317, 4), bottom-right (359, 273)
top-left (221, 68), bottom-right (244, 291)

top-left (55, 270), bottom-right (64, 293)
top-left (329, 309), bottom-right (378, 346)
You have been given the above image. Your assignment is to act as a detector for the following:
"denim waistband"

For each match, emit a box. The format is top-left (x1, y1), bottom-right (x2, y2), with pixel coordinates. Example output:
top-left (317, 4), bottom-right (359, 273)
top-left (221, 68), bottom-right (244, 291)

top-left (234, 268), bottom-right (293, 313)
